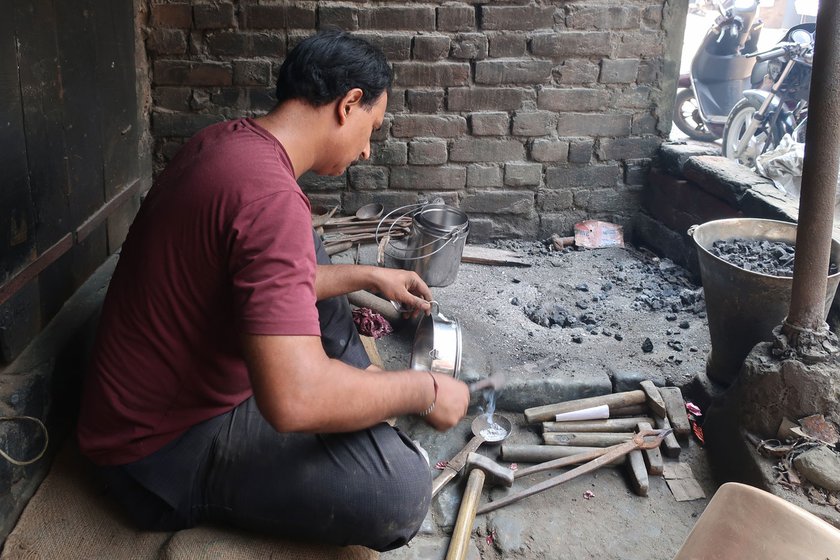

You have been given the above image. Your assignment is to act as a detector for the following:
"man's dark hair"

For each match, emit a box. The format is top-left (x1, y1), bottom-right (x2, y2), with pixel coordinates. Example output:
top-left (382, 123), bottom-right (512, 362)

top-left (275, 29), bottom-right (391, 109)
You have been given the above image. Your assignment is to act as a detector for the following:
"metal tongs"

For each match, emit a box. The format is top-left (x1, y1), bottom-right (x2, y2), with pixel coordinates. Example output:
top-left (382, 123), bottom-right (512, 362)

top-left (476, 429), bottom-right (671, 514)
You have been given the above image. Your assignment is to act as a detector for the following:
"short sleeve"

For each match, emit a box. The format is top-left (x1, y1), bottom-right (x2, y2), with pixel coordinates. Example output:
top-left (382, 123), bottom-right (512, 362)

top-left (228, 190), bottom-right (320, 336)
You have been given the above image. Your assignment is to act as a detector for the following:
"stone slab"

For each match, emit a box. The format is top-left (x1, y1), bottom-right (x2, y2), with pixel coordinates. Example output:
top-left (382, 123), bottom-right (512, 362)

top-left (682, 155), bottom-right (775, 207)
top-left (657, 142), bottom-right (721, 177)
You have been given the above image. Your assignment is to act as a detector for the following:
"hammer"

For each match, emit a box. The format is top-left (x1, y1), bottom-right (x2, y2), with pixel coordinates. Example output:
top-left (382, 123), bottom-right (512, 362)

top-left (445, 453), bottom-right (514, 560)
top-left (467, 371), bottom-right (506, 394)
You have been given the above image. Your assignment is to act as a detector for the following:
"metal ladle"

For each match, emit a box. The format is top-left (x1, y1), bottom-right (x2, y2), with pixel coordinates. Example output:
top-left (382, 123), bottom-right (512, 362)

top-left (432, 413), bottom-right (512, 497)
top-left (355, 202), bottom-right (384, 220)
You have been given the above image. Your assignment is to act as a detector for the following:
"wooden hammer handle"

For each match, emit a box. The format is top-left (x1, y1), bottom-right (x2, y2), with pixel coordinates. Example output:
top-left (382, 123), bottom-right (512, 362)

top-left (524, 390), bottom-right (646, 424)
top-left (445, 469), bottom-right (485, 560)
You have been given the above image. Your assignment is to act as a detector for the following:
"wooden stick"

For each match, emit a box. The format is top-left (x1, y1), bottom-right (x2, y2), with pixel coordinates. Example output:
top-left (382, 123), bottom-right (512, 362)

top-left (626, 450), bottom-right (649, 496)
top-left (543, 433), bottom-right (633, 447)
top-left (445, 469), bottom-right (485, 560)
top-left (654, 416), bottom-right (682, 458)
top-left (637, 421), bottom-right (664, 475)
top-left (346, 291), bottom-right (401, 322)
top-left (659, 387), bottom-right (691, 438)
top-left (500, 444), bottom-right (625, 466)
top-left (542, 417), bottom-right (654, 433)
top-left (524, 390), bottom-right (646, 424)
top-left (478, 432), bottom-right (668, 514)
top-left (609, 404), bottom-right (650, 417)
top-left (325, 241), bottom-right (353, 256)
top-left (640, 380), bottom-right (667, 418)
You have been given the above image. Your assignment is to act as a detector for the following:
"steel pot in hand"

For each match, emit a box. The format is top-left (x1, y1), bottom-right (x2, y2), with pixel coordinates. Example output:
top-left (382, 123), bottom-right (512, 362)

top-left (410, 301), bottom-right (462, 378)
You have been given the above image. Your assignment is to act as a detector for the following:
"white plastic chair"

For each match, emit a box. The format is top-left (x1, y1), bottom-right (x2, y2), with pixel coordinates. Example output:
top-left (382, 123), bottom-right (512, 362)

top-left (673, 482), bottom-right (840, 559)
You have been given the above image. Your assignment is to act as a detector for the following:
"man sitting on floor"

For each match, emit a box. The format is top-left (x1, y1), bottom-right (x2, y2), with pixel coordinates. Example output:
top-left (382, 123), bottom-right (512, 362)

top-left (77, 29), bottom-right (470, 552)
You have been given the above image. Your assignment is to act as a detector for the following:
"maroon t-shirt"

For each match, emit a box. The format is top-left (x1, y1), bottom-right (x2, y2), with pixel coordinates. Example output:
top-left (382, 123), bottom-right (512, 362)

top-left (77, 118), bottom-right (320, 465)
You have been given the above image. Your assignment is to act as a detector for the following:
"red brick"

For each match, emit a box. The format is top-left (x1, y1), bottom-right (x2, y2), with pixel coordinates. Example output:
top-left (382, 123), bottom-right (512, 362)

top-left (437, 5), bottom-right (474, 32)
top-left (448, 87), bottom-right (531, 111)
top-left (154, 60), bottom-right (233, 86)
top-left (319, 5), bottom-right (359, 30)
top-left (194, 3), bottom-right (236, 30)
top-left (205, 31), bottom-right (249, 57)
top-left (358, 6), bottom-right (435, 31)
top-left (481, 5), bottom-right (556, 31)
top-left (488, 34), bottom-right (526, 58)
top-left (392, 62), bottom-right (470, 87)
top-left (146, 28), bottom-right (187, 55)
top-left (241, 4), bottom-right (317, 29)
top-left (153, 86), bottom-right (191, 111)
top-left (531, 32), bottom-right (612, 57)
top-left (353, 32), bottom-right (412, 61)
top-left (151, 3), bottom-right (193, 28)
top-left (233, 60), bottom-right (272, 86)
top-left (151, 111), bottom-right (225, 137)
top-left (391, 115), bottom-right (467, 138)
top-left (389, 167), bottom-right (466, 190)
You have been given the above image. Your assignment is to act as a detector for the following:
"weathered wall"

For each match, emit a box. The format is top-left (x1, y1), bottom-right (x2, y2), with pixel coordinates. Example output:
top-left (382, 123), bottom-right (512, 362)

top-left (145, 0), bottom-right (688, 241)
top-left (0, 0), bottom-right (151, 542)
top-left (0, 0), bottom-right (151, 366)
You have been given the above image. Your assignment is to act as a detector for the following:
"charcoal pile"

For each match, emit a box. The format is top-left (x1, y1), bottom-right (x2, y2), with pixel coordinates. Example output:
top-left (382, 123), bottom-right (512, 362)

top-left (623, 258), bottom-right (705, 315)
top-left (710, 238), bottom-right (797, 276)
top-left (518, 248), bottom-right (705, 338)
top-left (709, 238), bottom-right (840, 277)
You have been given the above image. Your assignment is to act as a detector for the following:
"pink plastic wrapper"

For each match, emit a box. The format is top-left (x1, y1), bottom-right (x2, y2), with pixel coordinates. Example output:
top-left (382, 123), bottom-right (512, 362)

top-left (574, 220), bottom-right (625, 249)
top-left (352, 307), bottom-right (394, 339)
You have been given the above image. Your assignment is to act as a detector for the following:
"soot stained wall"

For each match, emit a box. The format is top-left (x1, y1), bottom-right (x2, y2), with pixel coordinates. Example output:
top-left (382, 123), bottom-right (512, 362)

top-left (145, 0), bottom-right (688, 241)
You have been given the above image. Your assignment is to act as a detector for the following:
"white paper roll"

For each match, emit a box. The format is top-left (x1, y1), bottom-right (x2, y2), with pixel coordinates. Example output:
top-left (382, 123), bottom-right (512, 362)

top-left (554, 404), bottom-right (609, 422)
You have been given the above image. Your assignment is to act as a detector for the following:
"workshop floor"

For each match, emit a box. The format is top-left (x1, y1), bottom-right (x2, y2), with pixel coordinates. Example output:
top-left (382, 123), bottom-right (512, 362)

top-left (352, 240), bottom-right (719, 560)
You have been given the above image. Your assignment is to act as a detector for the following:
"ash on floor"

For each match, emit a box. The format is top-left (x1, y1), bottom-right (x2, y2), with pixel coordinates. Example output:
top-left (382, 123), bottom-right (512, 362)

top-left (355, 242), bottom-right (717, 560)
top-left (376, 242), bottom-right (712, 400)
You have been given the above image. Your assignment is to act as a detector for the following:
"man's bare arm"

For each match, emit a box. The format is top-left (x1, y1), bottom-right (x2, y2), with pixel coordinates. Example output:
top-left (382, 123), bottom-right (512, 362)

top-left (315, 264), bottom-right (432, 314)
top-left (241, 333), bottom-right (469, 433)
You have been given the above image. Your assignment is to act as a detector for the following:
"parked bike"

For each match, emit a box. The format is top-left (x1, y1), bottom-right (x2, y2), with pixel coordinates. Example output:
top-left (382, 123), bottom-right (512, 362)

top-left (673, 0), bottom-right (764, 141)
top-left (721, 24), bottom-right (815, 167)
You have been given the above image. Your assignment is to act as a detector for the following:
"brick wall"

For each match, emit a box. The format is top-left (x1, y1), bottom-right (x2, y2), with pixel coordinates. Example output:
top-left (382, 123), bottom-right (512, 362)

top-left (145, 0), bottom-right (688, 241)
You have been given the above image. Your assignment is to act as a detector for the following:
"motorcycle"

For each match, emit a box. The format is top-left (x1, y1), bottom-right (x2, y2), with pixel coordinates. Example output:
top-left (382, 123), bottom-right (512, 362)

top-left (721, 24), bottom-right (815, 168)
top-left (673, 0), bottom-right (764, 141)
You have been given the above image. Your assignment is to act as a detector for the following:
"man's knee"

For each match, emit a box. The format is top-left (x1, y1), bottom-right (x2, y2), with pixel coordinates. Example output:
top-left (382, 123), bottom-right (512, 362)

top-left (352, 434), bottom-right (431, 551)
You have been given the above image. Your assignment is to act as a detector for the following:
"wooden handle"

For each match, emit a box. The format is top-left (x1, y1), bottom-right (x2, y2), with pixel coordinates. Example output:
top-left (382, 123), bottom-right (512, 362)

top-left (431, 469), bottom-right (458, 498)
top-left (347, 290), bottom-right (401, 322)
top-left (445, 469), bottom-right (485, 560)
top-left (325, 241), bottom-right (353, 256)
top-left (542, 432), bottom-right (633, 447)
top-left (477, 438), bottom-right (642, 515)
top-left (500, 444), bottom-right (625, 466)
top-left (524, 390), bottom-right (646, 424)
top-left (542, 417), bottom-right (654, 432)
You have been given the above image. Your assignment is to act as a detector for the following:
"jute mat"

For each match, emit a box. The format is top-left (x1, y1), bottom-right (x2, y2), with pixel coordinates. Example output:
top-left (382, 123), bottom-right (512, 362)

top-left (1, 442), bottom-right (377, 560)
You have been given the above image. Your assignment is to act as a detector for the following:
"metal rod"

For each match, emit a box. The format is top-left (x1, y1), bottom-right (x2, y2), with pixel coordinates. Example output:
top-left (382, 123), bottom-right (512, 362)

top-left (784, 3), bottom-right (840, 334)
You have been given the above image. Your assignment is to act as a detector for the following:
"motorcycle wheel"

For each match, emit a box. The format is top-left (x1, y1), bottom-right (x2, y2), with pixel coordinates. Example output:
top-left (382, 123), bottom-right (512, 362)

top-left (722, 97), bottom-right (777, 168)
top-left (672, 88), bottom-right (719, 142)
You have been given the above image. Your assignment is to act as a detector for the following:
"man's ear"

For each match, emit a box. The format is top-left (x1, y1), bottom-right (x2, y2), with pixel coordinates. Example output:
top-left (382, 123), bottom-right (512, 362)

top-left (337, 88), bottom-right (364, 125)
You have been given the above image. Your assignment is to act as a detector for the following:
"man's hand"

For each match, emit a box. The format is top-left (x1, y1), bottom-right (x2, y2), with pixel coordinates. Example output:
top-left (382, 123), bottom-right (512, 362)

top-left (422, 373), bottom-right (470, 431)
top-left (370, 268), bottom-right (432, 318)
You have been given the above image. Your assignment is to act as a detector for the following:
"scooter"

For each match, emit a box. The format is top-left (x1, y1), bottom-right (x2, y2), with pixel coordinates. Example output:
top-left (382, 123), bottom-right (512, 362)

top-left (722, 24), bottom-right (815, 167)
top-left (672, 0), bottom-right (765, 141)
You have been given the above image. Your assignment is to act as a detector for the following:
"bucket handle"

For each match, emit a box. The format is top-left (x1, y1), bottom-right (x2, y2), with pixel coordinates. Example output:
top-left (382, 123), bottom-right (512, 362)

top-left (687, 224), bottom-right (698, 238)
top-left (375, 203), bottom-right (469, 263)
top-left (391, 299), bottom-right (454, 323)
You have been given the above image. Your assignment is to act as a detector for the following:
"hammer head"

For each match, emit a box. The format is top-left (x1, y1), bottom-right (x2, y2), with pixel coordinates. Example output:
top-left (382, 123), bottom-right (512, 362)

top-left (468, 372), bottom-right (507, 394)
top-left (465, 452), bottom-right (514, 487)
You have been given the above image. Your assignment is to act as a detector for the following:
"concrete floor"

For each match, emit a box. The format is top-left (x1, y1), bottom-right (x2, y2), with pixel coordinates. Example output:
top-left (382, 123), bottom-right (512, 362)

top-left (344, 241), bottom-right (720, 560)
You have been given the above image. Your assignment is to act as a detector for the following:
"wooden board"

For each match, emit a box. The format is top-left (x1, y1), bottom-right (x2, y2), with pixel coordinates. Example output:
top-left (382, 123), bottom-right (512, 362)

top-left (461, 246), bottom-right (531, 267)
top-left (663, 463), bottom-right (706, 501)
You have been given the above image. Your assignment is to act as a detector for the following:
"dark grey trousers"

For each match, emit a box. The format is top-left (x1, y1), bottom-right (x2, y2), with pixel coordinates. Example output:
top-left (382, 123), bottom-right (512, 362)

top-left (99, 232), bottom-right (431, 552)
